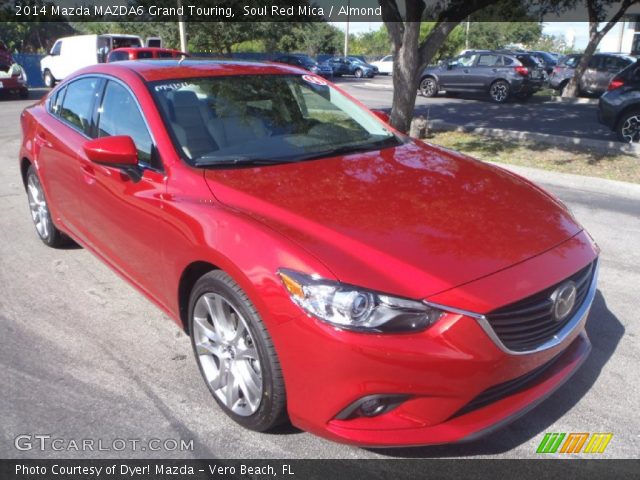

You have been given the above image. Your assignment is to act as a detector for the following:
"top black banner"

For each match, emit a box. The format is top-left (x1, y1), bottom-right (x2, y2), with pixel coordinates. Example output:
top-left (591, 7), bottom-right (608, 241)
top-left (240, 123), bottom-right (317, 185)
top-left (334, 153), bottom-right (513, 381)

top-left (1, 0), bottom-right (638, 22)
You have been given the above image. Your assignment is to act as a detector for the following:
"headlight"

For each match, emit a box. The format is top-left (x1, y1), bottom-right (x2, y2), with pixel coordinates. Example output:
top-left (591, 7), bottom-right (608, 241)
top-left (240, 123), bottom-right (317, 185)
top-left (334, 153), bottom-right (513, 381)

top-left (278, 269), bottom-right (443, 333)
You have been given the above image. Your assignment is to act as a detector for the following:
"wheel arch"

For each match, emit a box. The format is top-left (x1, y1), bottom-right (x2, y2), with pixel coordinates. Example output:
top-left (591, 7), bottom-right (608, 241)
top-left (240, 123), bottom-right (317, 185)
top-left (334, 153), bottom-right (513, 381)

top-left (20, 157), bottom-right (32, 190)
top-left (177, 260), bottom-right (221, 334)
top-left (614, 104), bottom-right (640, 132)
top-left (488, 77), bottom-right (510, 91)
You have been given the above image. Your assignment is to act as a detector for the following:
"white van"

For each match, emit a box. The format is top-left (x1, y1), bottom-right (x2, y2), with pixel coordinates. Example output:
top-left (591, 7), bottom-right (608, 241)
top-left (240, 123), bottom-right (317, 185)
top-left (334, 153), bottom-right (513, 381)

top-left (40, 34), bottom-right (143, 87)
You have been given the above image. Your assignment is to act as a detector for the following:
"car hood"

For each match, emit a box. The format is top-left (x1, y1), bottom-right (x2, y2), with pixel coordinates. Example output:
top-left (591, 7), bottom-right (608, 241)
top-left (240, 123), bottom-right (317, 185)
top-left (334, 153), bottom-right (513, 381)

top-left (203, 141), bottom-right (582, 299)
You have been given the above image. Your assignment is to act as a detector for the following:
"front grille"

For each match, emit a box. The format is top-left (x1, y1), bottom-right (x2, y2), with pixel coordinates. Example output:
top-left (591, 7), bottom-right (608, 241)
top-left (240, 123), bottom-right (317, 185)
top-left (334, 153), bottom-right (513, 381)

top-left (451, 352), bottom-right (562, 418)
top-left (485, 262), bottom-right (595, 352)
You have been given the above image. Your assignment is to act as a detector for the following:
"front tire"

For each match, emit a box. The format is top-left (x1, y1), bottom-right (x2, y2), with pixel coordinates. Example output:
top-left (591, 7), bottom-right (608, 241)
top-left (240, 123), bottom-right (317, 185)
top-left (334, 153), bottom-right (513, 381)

top-left (188, 270), bottom-right (287, 431)
top-left (420, 77), bottom-right (438, 97)
top-left (26, 165), bottom-right (68, 247)
top-left (354, 68), bottom-right (363, 78)
top-left (617, 110), bottom-right (640, 143)
top-left (489, 80), bottom-right (510, 103)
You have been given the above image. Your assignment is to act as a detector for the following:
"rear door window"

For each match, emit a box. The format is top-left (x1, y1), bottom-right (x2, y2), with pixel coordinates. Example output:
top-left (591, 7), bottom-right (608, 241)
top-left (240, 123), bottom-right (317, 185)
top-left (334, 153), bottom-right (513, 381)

top-left (477, 54), bottom-right (500, 67)
top-left (60, 77), bottom-right (100, 134)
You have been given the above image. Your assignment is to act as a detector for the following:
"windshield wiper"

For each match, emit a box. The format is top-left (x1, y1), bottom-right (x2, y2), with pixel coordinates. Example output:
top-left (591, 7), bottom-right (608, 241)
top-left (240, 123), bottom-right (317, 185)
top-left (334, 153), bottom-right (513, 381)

top-left (193, 155), bottom-right (287, 168)
top-left (294, 136), bottom-right (400, 162)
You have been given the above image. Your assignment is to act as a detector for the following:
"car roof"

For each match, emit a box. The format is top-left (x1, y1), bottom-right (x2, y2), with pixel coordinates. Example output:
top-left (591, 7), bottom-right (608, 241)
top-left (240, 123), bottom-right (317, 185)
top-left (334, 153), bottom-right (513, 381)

top-left (79, 59), bottom-right (305, 82)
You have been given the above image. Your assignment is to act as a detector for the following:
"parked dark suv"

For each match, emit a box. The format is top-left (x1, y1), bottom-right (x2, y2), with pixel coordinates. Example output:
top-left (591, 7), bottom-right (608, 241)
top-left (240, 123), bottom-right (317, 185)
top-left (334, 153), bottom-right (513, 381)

top-left (419, 50), bottom-right (545, 103)
top-left (598, 59), bottom-right (640, 143)
top-left (549, 53), bottom-right (635, 96)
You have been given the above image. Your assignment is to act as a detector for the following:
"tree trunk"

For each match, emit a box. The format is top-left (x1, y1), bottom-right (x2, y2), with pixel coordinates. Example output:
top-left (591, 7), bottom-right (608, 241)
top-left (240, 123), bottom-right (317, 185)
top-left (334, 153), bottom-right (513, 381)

top-left (388, 22), bottom-right (457, 133)
top-left (389, 23), bottom-right (421, 133)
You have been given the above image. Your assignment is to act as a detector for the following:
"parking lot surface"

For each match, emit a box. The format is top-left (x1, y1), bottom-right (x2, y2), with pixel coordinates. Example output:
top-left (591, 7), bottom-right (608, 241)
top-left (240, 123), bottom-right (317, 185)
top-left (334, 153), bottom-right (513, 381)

top-left (1, 93), bottom-right (638, 460)
top-left (335, 76), bottom-right (614, 143)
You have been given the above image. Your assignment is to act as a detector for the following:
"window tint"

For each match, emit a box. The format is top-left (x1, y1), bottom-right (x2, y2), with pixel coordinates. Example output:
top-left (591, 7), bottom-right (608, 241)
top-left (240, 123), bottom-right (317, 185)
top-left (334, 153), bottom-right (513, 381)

top-left (382, 55), bottom-right (392, 62)
top-left (108, 51), bottom-right (129, 62)
top-left (477, 54), bottom-right (500, 66)
top-left (564, 56), bottom-right (581, 68)
top-left (98, 81), bottom-right (155, 167)
top-left (51, 41), bottom-right (61, 56)
top-left (137, 51), bottom-right (154, 59)
top-left (503, 56), bottom-right (514, 66)
top-left (60, 77), bottom-right (99, 133)
top-left (458, 55), bottom-right (477, 67)
top-left (515, 55), bottom-right (538, 68)
top-left (157, 51), bottom-right (175, 58)
top-left (49, 86), bottom-right (66, 115)
top-left (588, 56), bottom-right (602, 69)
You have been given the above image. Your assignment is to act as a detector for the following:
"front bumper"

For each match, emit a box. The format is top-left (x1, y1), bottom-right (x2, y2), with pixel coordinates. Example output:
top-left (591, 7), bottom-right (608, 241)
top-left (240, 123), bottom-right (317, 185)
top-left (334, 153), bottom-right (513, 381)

top-left (269, 231), bottom-right (598, 446)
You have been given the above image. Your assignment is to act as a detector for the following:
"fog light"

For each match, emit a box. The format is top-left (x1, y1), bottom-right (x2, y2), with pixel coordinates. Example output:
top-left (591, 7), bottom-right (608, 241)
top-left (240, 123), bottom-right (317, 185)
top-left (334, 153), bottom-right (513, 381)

top-left (335, 394), bottom-right (409, 420)
top-left (359, 398), bottom-right (387, 417)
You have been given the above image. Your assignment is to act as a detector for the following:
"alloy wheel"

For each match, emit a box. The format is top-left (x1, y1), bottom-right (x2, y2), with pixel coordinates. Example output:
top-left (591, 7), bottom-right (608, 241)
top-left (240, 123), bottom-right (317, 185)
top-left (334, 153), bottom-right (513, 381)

top-left (420, 78), bottom-right (437, 97)
top-left (490, 81), bottom-right (509, 103)
top-left (192, 292), bottom-right (263, 416)
top-left (620, 114), bottom-right (640, 143)
top-left (27, 173), bottom-right (51, 240)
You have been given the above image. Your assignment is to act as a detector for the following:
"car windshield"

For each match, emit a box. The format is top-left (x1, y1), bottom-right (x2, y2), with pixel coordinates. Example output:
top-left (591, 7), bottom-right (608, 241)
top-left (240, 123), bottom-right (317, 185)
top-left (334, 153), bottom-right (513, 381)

top-left (151, 74), bottom-right (400, 167)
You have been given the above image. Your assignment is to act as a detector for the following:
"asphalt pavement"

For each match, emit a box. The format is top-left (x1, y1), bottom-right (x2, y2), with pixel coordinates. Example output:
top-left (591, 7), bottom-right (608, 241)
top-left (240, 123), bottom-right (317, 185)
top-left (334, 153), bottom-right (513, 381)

top-left (335, 76), bottom-right (615, 143)
top-left (0, 92), bottom-right (638, 460)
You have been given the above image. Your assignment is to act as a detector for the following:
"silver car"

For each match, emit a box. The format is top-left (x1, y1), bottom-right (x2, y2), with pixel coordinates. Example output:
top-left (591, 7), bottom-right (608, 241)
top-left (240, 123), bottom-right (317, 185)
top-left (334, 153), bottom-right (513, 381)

top-left (549, 53), bottom-right (635, 96)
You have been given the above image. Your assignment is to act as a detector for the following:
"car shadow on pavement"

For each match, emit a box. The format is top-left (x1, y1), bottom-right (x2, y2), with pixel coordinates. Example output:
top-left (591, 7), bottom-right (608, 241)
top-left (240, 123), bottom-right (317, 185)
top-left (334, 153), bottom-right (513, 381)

top-left (366, 290), bottom-right (623, 458)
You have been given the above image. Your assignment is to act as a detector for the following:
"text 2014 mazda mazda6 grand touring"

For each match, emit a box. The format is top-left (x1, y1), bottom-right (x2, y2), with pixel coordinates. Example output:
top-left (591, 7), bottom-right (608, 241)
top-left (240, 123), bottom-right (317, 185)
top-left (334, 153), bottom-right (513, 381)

top-left (19, 60), bottom-right (599, 447)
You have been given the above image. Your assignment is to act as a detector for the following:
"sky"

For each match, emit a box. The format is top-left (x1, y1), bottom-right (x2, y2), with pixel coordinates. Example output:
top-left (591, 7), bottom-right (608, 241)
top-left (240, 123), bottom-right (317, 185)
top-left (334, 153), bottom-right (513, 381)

top-left (331, 22), bottom-right (591, 49)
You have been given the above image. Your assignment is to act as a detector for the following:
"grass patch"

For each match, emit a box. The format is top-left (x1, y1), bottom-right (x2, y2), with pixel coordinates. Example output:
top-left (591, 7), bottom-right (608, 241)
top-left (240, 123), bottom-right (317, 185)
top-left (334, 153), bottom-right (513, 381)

top-left (425, 131), bottom-right (639, 184)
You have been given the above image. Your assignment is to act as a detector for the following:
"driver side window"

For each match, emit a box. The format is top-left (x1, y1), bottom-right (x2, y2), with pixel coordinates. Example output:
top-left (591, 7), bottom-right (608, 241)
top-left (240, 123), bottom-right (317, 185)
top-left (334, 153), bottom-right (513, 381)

top-left (51, 41), bottom-right (61, 56)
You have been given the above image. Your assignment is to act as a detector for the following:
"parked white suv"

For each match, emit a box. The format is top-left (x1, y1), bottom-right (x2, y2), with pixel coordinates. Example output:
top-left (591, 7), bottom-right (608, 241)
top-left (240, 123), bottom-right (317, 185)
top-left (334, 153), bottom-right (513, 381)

top-left (40, 34), bottom-right (143, 87)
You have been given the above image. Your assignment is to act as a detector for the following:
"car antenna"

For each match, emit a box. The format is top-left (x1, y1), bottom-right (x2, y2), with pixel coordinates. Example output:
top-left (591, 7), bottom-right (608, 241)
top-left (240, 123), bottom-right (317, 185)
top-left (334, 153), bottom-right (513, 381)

top-left (178, 54), bottom-right (186, 65)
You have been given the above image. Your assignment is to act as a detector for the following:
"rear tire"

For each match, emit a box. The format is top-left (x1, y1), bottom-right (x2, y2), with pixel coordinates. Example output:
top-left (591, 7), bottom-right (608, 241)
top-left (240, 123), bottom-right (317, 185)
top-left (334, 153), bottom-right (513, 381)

top-left (26, 165), bottom-right (69, 248)
top-left (20, 88), bottom-right (29, 99)
top-left (420, 77), bottom-right (438, 97)
top-left (616, 109), bottom-right (640, 143)
top-left (489, 80), bottom-right (510, 103)
top-left (188, 270), bottom-right (287, 432)
top-left (43, 70), bottom-right (55, 89)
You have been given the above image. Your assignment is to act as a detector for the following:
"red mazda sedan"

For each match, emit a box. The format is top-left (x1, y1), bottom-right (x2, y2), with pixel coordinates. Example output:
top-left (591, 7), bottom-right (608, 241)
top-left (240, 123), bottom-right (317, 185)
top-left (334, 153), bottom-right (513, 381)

top-left (19, 60), bottom-right (599, 447)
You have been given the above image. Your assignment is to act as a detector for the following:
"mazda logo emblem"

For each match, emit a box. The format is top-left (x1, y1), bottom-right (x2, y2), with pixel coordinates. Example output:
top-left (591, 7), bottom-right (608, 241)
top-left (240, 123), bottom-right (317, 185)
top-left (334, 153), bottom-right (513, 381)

top-left (551, 281), bottom-right (577, 322)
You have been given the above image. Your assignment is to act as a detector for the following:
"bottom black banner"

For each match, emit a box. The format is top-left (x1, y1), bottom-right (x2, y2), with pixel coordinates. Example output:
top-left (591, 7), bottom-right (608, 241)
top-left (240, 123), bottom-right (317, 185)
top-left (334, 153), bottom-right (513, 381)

top-left (1, 459), bottom-right (638, 480)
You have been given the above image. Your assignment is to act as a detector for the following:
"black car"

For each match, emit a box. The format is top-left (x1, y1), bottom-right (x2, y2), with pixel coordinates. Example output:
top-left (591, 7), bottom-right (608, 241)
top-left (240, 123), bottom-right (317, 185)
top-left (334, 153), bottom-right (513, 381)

top-left (273, 54), bottom-right (333, 78)
top-left (599, 60), bottom-right (640, 143)
top-left (419, 50), bottom-right (545, 103)
top-left (327, 57), bottom-right (378, 78)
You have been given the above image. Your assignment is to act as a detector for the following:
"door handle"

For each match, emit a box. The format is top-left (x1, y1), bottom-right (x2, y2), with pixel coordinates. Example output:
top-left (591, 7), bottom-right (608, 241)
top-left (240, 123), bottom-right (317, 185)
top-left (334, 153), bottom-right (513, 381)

top-left (80, 160), bottom-right (96, 181)
top-left (34, 132), bottom-right (52, 148)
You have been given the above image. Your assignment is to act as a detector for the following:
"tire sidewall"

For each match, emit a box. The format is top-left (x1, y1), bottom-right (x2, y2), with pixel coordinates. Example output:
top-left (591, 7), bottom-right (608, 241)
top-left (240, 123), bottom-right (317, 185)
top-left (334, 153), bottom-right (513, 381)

top-left (420, 77), bottom-right (437, 97)
top-left (355, 68), bottom-right (363, 78)
top-left (27, 166), bottom-right (59, 247)
top-left (188, 271), bottom-right (285, 431)
top-left (617, 110), bottom-right (640, 143)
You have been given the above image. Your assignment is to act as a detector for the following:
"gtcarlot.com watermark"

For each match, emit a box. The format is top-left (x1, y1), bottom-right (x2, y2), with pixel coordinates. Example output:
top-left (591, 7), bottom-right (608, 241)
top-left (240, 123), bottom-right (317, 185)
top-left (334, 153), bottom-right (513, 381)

top-left (14, 434), bottom-right (194, 452)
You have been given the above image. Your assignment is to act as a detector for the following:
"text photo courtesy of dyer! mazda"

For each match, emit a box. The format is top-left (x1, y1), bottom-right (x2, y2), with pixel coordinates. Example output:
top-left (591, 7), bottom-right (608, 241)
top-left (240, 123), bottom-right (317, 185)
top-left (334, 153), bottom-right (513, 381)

top-left (19, 59), bottom-right (599, 447)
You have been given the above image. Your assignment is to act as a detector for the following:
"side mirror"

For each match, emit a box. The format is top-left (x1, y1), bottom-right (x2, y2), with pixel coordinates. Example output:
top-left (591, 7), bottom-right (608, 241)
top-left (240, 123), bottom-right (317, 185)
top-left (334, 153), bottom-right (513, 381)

top-left (372, 109), bottom-right (391, 124)
top-left (84, 136), bottom-right (142, 181)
